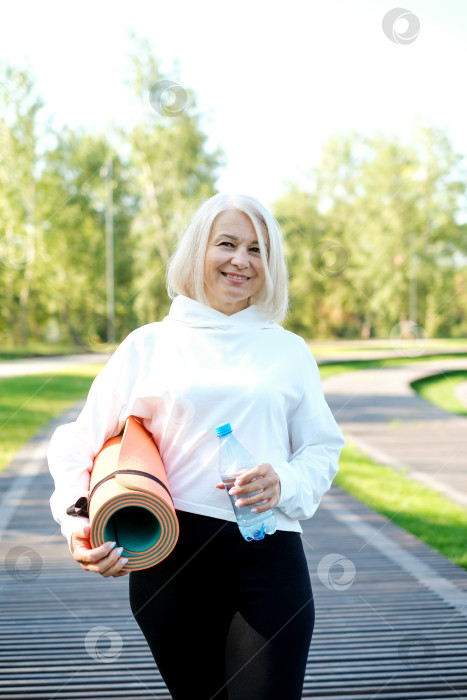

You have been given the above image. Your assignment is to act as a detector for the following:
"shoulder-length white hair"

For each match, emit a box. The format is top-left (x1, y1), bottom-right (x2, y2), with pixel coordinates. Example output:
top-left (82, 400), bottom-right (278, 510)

top-left (166, 193), bottom-right (289, 322)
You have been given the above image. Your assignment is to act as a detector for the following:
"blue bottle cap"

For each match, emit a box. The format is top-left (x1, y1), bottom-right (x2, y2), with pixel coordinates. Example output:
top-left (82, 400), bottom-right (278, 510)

top-left (215, 422), bottom-right (232, 437)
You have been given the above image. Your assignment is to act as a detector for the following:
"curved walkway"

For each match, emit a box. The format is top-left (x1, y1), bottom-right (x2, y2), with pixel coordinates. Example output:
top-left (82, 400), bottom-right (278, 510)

top-left (0, 353), bottom-right (110, 378)
top-left (320, 357), bottom-right (467, 508)
top-left (1, 354), bottom-right (467, 697)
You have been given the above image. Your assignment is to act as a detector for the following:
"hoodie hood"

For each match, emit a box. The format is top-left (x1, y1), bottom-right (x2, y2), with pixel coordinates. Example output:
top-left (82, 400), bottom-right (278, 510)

top-left (164, 295), bottom-right (277, 331)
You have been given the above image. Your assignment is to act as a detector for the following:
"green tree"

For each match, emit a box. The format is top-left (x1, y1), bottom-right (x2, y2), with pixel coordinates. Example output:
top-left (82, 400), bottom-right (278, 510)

top-left (0, 40), bottom-right (223, 348)
top-left (274, 122), bottom-right (467, 339)
top-left (37, 128), bottom-right (133, 347)
top-left (0, 63), bottom-right (44, 345)
top-left (121, 34), bottom-right (223, 326)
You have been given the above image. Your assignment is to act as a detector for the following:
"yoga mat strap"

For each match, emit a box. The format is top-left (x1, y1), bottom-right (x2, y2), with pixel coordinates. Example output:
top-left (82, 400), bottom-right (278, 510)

top-left (66, 496), bottom-right (89, 518)
top-left (89, 469), bottom-right (174, 506)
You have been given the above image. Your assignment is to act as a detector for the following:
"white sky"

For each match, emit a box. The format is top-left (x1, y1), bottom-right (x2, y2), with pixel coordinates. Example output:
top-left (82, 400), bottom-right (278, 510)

top-left (1, 0), bottom-right (466, 206)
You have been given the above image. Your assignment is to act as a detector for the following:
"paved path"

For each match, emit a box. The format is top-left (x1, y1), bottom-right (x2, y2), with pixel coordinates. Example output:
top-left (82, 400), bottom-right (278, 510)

top-left (1, 405), bottom-right (467, 699)
top-left (1, 353), bottom-right (467, 696)
top-left (0, 353), bottom-right (109, 378)
top-left (321, 358), bottom-right (467, 508)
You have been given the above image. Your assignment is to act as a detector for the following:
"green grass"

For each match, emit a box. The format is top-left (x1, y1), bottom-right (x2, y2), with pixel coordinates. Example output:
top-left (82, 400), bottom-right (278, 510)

top-left (336, 443), bottom-right (467, 570)
top-left (317, 354), bottom-right (467, 379)
top-left (0, 364), bottom-right (105, 474)
top-left (0, 343), bottom-right (99, 360)
top-left (307, 338), bottom-right (467, 355)
top-left (410, 371), bottom-right (467, 417)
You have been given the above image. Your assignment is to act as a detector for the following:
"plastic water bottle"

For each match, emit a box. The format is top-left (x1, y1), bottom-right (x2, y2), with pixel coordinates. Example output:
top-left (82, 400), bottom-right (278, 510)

top-left (215, 422), bottom-right (276, 541)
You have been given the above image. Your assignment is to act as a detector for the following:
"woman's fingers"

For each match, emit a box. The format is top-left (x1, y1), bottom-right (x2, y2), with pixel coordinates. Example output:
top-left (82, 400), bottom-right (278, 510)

top-left (230, 463), bottom-right (281, 510)
top-left (71, 526), bottom-right (129, 577)
top-left (70, 523), bottom-right (91, 554)
top-left (76, 542), bottom-right (129, 577)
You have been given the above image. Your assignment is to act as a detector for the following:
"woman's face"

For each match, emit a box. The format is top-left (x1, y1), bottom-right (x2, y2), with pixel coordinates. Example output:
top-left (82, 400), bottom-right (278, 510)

top-left (203, 209), bottom-right (266, 316)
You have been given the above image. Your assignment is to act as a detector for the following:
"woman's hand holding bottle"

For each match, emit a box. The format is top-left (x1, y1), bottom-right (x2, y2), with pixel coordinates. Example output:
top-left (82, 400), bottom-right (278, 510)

top-left (216, 462), bottom-right (281, 512)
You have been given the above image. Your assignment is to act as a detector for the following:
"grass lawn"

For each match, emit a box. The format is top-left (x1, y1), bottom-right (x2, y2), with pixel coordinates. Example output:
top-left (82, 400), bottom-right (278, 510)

top-left (0, 364), bottom-right (104, 474)
top-left (336, 442), bottom-right (467, 570)
top-left (410, 370), bottom-right (467, 417)
top-left (308, 337), bottom-right (467, 355)
top-left (0, 343), bottom-right (97, 360)
top-left (317, 354), bottom-right (467, 379)
top-left (0, 343), bottom-right (118, 361)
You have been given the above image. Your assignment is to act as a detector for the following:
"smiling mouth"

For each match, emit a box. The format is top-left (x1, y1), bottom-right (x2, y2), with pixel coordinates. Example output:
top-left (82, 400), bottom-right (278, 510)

top-left (221, 272), bottom-right (250, 281)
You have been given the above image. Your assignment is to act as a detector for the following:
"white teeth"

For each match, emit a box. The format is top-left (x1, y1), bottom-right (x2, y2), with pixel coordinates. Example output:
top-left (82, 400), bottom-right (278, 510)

top-left (223, 273), bottom-right (248, 280)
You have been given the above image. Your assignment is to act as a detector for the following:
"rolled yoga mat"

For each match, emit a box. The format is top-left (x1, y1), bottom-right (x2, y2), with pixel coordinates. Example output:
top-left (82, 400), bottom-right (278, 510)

top-left (89, 416), bottom-right (179, 571)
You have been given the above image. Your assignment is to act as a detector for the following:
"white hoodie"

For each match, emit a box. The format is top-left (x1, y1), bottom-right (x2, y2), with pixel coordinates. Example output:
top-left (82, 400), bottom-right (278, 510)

top-left (48, 295), bottom-right (345, 545)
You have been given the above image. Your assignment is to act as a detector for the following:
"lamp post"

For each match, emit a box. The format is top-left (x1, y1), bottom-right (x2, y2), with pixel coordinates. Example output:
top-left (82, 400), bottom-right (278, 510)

top-left (409, 231), bottom-right (417, 324)
top-left (104, 157), bottom-right (115, 345)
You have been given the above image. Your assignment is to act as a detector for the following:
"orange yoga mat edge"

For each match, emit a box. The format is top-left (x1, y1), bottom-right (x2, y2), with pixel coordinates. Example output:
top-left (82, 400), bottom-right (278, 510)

top-left (88, 416), bottom-right (179, 571)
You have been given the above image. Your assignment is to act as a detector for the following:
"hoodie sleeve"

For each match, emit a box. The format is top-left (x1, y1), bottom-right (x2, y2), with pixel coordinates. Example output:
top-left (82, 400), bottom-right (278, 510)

top-left (273, 341), bottom-right (345, 521)
top-left (47, 333), bottom-right (137, 548)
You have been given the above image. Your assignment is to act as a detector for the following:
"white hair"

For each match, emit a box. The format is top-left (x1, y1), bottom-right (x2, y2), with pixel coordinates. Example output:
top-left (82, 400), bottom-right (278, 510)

top-left (166, 193), bottom-right (289, 322)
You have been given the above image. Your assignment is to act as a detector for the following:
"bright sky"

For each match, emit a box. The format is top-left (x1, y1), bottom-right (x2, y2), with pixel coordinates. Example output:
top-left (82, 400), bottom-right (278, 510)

top-left (1, 0), bottom-right (467, 206)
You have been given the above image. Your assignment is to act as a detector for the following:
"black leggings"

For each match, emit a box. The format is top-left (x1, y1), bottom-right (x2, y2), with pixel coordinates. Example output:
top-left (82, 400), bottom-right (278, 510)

top-left (129, 510), bottom-right (314, 700)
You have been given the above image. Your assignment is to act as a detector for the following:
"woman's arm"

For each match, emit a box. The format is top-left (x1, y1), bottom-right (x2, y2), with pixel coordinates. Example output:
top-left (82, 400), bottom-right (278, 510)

top-left (271, 340), bottom-right (344, 519)
top-left (272, 401), bottom-right (344, 519)
top-left (217, 339), bottom-right (344, 521)
top-left (47, 333), bottom-right (137, 550)
top-left (217, 402), bottom-right (343, 520)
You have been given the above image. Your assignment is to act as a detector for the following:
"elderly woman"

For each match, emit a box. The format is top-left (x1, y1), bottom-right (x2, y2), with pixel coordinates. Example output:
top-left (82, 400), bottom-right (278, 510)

top-left (48, 193), bottom-right (344, 700)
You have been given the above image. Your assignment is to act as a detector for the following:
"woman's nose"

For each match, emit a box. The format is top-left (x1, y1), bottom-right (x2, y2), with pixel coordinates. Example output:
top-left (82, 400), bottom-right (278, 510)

top-left (231, 247), bottom-right (250, 268)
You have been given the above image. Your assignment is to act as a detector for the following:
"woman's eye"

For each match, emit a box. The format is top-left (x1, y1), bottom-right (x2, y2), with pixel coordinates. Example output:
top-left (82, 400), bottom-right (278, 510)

top-left (218, 241), bottom-right (260, 254)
